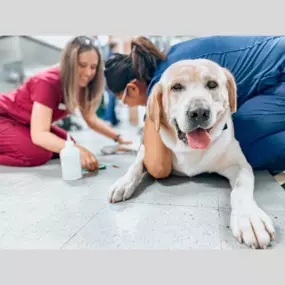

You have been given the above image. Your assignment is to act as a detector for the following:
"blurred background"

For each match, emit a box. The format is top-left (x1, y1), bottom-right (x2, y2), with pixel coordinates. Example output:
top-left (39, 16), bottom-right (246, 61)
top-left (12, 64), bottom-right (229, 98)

top-left (0, 35), bottom-right (195, 132)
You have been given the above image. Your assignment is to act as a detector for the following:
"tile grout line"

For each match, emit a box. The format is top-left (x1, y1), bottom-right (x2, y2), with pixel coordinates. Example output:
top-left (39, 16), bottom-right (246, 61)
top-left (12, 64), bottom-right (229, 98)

top-left (132, 200), bottom-right (220, 210)
top-left (59, 205), bottom-right (107, 249)
top-left (216, 187), bottom-right (223, 250)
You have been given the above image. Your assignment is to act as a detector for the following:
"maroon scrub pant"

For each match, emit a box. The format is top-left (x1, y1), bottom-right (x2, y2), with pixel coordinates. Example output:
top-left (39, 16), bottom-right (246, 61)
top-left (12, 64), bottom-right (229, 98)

top-left (0, 116), bottom-right (71, 167)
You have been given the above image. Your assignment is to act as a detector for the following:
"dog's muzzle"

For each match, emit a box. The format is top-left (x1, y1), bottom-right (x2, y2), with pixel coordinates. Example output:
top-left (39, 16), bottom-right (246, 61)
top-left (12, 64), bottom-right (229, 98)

top-left (174, 105), bottom-right (213, 150)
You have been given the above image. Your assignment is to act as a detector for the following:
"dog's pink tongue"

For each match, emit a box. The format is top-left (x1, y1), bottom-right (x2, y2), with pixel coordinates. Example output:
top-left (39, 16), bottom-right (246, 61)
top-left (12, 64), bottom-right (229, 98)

top-left (187, 129), bottom-right (211, 149)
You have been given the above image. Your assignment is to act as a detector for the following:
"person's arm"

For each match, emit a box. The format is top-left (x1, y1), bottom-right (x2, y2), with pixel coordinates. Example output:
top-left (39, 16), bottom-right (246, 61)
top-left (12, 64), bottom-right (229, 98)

top-left (30, 79), bottom-right (98, 170)
top-left (83, 112), bottom-right (119, 140)
top-left (83, 112), bottom-right (132, 144)
top-left (30, 102), bottom-right (98, 170)
top-left (29, 80), bottom-right (68, 153)
top-left (30, 102), bottom-right (67, 153)
top-left (143, 116), bottom-right (172, 179)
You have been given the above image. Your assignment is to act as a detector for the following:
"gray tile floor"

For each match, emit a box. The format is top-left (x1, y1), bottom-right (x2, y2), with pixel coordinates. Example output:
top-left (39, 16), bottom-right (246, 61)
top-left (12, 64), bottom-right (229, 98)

top-left (1, 119), bottom-right (285, 250)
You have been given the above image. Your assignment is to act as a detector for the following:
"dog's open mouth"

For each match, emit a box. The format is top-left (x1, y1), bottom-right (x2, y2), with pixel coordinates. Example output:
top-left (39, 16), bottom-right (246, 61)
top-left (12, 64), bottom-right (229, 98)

top-left (174, 120), bottom-right (212, 149)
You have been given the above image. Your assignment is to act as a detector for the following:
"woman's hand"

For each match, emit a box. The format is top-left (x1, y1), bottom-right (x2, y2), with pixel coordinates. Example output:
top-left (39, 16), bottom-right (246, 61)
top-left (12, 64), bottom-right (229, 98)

top-left (76, 145), bottom-right (99, 171)
top-left (117, 136), bottom-right (133, 145)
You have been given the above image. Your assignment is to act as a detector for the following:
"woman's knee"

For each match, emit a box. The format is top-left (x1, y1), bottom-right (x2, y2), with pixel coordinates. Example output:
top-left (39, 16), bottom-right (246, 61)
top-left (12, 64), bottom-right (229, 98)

top-left (0, 148), bottom-right (52, 167)
top-left (21, 147), bottom-right (53, 166)
top-left (241, 129), bottom-right (285, 171)
top-left (14, 146), bottom-right (53, 166)
top-left (0, 120), bottom-right (53, 167)
top-left (233, 112), bottom-right (264, 145)
top-left (19, 136), bottom-right (53, 166)
top-left (16, 136), bottom-right (53, 166)
top-left (233, 92), bottom-right (285, 145)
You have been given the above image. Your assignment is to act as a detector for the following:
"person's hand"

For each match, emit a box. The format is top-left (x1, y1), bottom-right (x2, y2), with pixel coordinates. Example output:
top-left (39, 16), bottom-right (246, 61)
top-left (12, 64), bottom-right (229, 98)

top-left (76, 145), bottom-right (99, 171)
top-left (117, 136), bottom-right (133, 145)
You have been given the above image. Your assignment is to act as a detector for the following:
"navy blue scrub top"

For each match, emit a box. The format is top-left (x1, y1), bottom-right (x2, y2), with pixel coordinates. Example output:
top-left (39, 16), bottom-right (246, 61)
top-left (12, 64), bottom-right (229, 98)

top-left (147, 36), bottom-right (285, 107)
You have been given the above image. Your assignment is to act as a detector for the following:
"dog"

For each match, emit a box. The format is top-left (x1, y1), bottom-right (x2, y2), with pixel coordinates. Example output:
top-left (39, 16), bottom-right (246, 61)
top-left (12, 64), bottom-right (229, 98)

top-left (107, 59), bottom-right (275, 249)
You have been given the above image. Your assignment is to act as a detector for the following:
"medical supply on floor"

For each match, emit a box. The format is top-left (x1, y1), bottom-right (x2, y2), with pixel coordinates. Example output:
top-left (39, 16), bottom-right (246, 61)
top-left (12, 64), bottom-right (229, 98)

top-left (60, 133), bottom-right (82, 181)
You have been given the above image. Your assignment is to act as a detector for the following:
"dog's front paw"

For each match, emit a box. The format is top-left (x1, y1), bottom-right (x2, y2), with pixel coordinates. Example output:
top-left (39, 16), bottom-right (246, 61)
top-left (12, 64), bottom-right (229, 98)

top-left (230, 205), bottom-right (275, 249)
top-left (108, 174), bottom-right (138, 203)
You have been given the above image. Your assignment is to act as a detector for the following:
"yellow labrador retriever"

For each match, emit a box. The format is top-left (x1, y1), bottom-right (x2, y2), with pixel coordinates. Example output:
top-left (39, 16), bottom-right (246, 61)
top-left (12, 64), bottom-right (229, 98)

top-left (108, 59), bottom-right (275, 249)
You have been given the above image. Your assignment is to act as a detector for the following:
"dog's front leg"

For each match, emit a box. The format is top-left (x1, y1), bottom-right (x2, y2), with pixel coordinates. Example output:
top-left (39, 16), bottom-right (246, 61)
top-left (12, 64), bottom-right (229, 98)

top-left (218, 164), bottom-right (275, 249)
top-left (108, 145), bottom-right (145, 203)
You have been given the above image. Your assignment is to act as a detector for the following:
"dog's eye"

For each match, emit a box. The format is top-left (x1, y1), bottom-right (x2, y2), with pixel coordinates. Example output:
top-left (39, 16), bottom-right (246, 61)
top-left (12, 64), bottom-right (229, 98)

top-left (171, 83), bottom-right (185, 92)
top-left (207, 80), bottom-right (218, 89)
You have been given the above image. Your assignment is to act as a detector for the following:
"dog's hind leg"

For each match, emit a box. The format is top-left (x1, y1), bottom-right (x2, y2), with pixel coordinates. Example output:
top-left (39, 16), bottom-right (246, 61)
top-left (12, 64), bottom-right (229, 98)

top-left (108, 145), bottom-right (145, 203)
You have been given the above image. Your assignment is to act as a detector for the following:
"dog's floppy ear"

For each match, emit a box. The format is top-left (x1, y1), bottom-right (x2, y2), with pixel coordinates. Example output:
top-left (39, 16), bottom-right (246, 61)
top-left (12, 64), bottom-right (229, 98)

top-left (146, 83), bottom-right (163, 133)
top-left (223, 68), bottom-right (237, 113)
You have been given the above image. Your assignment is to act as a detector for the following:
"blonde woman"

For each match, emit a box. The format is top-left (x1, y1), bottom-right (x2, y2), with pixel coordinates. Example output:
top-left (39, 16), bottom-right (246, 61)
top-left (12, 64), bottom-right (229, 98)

top-left (0, 36), bottom-right (132, 170)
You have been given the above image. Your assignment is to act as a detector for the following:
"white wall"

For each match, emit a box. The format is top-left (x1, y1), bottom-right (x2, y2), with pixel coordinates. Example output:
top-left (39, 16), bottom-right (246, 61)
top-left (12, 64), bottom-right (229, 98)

top-left (28, 36), bottom-right (76, 49)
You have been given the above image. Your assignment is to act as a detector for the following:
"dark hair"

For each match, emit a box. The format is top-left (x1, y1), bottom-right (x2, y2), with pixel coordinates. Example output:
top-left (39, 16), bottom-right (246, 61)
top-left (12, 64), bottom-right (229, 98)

top-left (104, 36), bottom-right (166, 94)
top-left (109, 41), bottom-right (118, 51)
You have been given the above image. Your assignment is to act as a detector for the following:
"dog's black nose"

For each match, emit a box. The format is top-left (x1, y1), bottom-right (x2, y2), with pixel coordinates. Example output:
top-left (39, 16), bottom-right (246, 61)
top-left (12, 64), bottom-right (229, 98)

top-left (188, 107), bottom-right (210, 123)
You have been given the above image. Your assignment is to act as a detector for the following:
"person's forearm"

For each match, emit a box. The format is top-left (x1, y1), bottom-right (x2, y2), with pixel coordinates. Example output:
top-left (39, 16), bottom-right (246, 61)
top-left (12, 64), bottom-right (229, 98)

top-left (86, 115), bottom-right (118, 140)
top-left (32, 131), bottom-right (67, 153)
top-left (143, 117), bottom-right (172, 178)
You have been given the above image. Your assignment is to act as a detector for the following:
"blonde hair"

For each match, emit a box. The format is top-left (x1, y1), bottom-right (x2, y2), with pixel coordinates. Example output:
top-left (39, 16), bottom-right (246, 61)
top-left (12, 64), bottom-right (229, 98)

top-left (59, 36), bottom-right (105, 114)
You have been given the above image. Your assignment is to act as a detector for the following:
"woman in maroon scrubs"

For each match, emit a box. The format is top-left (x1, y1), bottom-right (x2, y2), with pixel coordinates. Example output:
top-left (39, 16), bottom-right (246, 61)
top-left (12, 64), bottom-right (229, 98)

top-left (0, 36), bottom-right (131, 171)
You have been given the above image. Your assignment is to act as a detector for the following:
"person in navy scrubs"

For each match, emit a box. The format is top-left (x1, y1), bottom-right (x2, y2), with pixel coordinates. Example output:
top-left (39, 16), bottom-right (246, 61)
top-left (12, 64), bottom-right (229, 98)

top-left (105, 35), bottom-right (285, 177)
top-left (104, 41), bottom-right (120, 126)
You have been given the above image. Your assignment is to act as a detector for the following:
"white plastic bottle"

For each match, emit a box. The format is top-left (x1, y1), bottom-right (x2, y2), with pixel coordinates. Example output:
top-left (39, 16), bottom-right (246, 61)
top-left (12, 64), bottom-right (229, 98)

top-left (60, 133), bottom-right (82, 181)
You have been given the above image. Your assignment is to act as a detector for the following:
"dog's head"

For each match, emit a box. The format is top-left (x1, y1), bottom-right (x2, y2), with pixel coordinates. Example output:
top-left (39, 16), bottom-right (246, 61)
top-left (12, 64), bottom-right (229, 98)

top-left (146, 59), bottom-right (237, 150)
